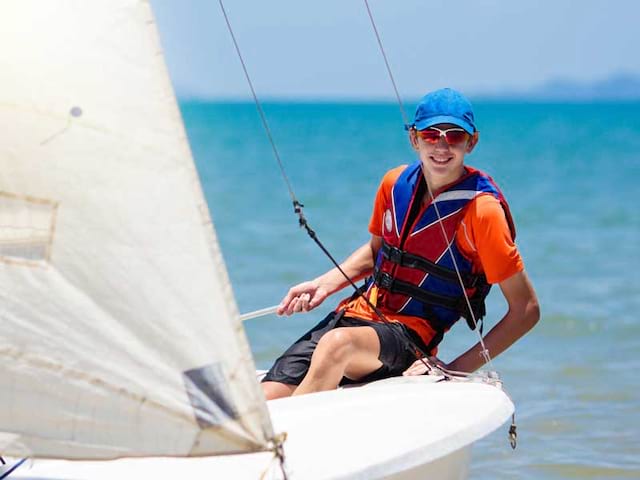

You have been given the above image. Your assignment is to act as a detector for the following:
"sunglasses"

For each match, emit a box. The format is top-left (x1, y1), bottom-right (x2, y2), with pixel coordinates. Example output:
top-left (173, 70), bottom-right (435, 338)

top-left (415, 127), bottom-right (469, 146)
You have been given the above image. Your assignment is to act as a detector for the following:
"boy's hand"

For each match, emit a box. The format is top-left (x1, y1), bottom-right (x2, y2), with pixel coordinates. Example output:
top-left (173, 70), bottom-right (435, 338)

top-left (277, 281), bottom-right (329, 316)
top-left (402, 356), bottom-right (448, 376)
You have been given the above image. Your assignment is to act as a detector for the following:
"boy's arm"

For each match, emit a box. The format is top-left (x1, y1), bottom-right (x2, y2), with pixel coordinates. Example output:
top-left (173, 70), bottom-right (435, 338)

top-left (447, 270), bottom-right (540, 373)
top-left (277, 235), bottom-right (382, 316)
top-left (403, 269), bottom-right (540, 375)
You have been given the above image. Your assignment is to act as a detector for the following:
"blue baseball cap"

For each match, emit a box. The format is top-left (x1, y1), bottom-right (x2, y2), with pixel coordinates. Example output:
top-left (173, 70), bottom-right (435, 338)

top-left (409, 88), bottom-right (476, 134)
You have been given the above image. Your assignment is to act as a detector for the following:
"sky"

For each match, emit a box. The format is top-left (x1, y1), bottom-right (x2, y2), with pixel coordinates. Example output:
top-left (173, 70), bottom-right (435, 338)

top-left (151, 0), bottom-right (640, 100)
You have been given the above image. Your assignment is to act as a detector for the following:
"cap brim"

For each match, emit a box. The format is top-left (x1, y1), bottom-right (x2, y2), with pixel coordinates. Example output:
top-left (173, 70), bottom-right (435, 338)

top-left (414, 115), bottom-right (475, 134)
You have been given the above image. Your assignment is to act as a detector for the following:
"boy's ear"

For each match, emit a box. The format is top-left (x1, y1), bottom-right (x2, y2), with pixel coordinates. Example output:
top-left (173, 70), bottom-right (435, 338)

top-left (409, 128), bottom-right (419, 151)
top-left (466, 131), bottom-right (479, 153)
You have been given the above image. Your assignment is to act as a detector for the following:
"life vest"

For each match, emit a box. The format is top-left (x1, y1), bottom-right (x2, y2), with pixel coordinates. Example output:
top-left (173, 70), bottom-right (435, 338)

top-left (370, 162), bottom-right (515, 349)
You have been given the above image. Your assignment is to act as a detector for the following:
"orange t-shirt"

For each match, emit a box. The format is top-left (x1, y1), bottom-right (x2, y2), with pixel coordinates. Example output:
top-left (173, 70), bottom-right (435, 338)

top-left (338, 165), bottom-right (524, 347)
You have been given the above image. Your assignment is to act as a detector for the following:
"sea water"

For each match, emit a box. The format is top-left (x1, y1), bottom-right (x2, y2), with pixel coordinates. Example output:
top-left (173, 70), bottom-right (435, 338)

top-left (181, 100), bottom-right (640, 479)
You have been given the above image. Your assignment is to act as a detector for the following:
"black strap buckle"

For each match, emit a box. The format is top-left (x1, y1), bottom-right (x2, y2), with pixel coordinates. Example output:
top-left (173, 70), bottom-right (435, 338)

top-left (374, 270), bottom-right (395, 290)
top-left (384, 245), bottom-right (404, 265)
top-left (388, 246), bottom-right (403, 264)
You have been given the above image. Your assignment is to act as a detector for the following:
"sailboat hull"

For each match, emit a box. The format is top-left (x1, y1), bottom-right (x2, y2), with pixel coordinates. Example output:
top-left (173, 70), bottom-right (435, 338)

top-left (388, 447), bottom-right (470, 480)
top-left (7, 376), bottom-right (513, 479)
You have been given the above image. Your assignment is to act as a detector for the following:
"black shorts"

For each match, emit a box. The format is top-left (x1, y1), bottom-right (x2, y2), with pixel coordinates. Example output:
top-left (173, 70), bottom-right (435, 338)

top-left (262, 311), bottom-right (427, 386)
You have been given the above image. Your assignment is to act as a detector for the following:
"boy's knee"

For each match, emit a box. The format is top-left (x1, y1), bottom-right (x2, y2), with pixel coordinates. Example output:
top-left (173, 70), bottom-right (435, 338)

top-left (316, 328), bottom-right (355, 362)
top-left (262, 381), bottom-right (296, 400)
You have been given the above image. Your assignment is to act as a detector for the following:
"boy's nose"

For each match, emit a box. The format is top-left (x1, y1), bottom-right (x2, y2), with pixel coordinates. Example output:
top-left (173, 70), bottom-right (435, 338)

top-left (435, 136), bottom-right (450, 149)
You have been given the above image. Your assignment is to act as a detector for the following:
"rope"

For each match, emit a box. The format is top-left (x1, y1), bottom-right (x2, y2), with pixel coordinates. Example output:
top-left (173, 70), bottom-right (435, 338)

top-left (259, 432), bottom-right (289, 480)
top-left (216, 1), bottom-right (424, 469)
top-left (427, 192), bottom-right (495, 370)
top-left (273, 432), bottom-right (288, 480)
top-left (363, 0), bottom-right (517, 447)
top-left (362, 0), bottom-right (495, 372)
top-left (0, 458), bottom-right (27, 480)
top-left (363, 0), bottom-right (410, 128)
top-left (217, 0), bottom-right (435, 375)
top-left (217, 0), bottom-right (297, 207)
top-left (240, 305), bottom-right (279, 322)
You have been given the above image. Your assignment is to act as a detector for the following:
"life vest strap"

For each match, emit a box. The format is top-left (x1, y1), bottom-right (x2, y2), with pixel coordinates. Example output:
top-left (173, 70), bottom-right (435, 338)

top-left (380, 242), bottom-right (485, 288)
top-left (372, 269), bottom-right (489, 331)
top-left (373, 270), bottom-right (464, 311)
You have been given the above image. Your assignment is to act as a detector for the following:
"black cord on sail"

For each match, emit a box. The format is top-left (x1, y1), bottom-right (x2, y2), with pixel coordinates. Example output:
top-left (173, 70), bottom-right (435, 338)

top-left (0, 458), bottom-right (28, 480)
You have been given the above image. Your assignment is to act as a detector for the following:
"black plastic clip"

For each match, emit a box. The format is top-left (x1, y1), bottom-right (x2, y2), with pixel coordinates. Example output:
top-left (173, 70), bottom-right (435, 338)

top-left (508, 421), bottom-right (517, 450)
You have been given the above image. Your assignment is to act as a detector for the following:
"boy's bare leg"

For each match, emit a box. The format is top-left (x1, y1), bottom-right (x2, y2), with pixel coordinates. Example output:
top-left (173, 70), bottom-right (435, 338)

top-left (262, 381), bottom-right (297, 400)
top-left (293, 326), bottom-right (382, 396)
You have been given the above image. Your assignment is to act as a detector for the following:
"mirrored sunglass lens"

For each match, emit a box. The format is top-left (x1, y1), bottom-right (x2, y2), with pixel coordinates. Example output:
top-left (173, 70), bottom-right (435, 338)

top-left (445, 130), bottom-right (468, 144)
top-left (418, 130), bottom-right (441, 142)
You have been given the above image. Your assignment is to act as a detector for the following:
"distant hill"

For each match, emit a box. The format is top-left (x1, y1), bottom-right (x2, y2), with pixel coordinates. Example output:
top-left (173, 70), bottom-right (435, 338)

top-left (531, 73), bottom-right (640, 100)
top-left (477, 73), bottom-right (640, 101)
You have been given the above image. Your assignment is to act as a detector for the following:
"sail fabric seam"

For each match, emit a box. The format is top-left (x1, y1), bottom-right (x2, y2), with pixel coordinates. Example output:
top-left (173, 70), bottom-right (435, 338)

top-left (1, 0), bottom-right (273, 458)
top-left (0, 191), bottom-right (58, 266)
top-left (0, 346), bottom-right (194, 424)
top-left (145, 1), bottom-right (275, 449)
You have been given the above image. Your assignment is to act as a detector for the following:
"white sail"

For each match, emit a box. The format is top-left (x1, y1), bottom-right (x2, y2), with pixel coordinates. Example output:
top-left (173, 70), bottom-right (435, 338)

top-left (0, 0), bottom-right (274, 459)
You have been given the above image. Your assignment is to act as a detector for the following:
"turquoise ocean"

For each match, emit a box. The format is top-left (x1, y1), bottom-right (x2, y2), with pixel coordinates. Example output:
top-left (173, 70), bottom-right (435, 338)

top-left (180, 100), bottom-right (640, 479)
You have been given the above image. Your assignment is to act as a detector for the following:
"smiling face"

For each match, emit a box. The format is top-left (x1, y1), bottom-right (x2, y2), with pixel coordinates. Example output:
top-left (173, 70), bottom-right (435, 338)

top-left (409, 123), bottom-right (479, 191)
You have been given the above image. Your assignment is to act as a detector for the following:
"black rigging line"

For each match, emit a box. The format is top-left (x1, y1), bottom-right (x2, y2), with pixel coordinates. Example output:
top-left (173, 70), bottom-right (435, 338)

top-left (0, 458), bottom-right (27, 480)
top-left (362, 0), bottom-right (495, 365)
top-left (362, 1), bottom-right (516, 447)
top-left (363, 0), bottom-right (410, 128)
top-left (217, 0), bottom-right (297, 207)
top-left (217, 0), bottom-right (440, 374)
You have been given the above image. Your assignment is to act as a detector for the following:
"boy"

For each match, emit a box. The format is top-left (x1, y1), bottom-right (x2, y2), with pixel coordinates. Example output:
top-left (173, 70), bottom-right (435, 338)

top-left (262, 88), bottom-right (539, 400)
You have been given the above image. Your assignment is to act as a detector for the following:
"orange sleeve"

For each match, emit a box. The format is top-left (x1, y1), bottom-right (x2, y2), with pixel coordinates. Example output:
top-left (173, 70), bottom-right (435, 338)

top-left (457, 194), bottom-right (524, 284)
top-left (368, 165), bottom-right (407, 236)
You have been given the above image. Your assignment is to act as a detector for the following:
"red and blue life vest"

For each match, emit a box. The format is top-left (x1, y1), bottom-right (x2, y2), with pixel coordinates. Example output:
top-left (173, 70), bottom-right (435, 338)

top-left (370, 162), bottom-right (515, 348)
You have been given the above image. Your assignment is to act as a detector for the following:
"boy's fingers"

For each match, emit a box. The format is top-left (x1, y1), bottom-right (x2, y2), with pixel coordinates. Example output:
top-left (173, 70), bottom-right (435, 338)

top-left (300, 293), bottom-right (311, 310)
top-left (279, 285), bottom-right (307, 315)
top-left (296, 293), bottom-right (311, 312)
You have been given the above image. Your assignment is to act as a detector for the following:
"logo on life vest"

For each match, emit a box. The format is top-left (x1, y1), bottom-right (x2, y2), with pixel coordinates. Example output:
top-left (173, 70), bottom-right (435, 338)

top-left (384, 209), bottom-right (393, 233)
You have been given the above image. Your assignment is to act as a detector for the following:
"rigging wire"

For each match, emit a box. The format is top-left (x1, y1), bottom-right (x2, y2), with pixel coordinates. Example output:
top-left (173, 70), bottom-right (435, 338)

top-left (217, 0), bottom-right (297, 206)
top-left (363, 0), bottom-right (410, 128)
top-left (218, 0), bottom-right (516, 450)
top-left (0, 458), bottom-right (27, 480)
top-left (216, 0), bottom-right (436, 374)
top-left (364, 0), bottom-right (517, 448)
top-left (362, 0), bottom-right (496, 371)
